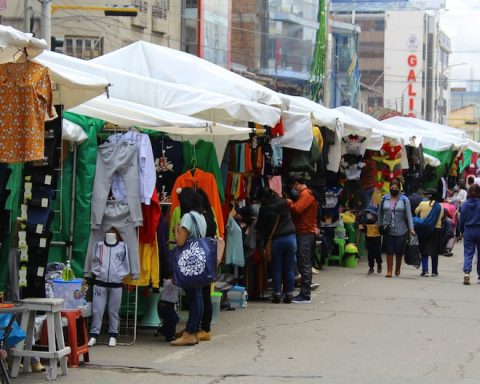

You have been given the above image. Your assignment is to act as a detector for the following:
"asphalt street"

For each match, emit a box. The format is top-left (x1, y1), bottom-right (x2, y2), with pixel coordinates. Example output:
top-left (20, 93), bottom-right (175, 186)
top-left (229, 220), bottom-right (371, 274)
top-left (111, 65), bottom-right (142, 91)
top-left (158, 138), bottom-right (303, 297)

top-left (12, 241), bottom-right (480, 384)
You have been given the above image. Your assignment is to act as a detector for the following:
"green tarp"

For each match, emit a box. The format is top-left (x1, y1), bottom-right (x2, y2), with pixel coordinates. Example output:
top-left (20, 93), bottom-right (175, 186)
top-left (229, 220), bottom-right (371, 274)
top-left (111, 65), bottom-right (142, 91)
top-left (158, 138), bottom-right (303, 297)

top-left (422, 148), bottom-right (455, 189)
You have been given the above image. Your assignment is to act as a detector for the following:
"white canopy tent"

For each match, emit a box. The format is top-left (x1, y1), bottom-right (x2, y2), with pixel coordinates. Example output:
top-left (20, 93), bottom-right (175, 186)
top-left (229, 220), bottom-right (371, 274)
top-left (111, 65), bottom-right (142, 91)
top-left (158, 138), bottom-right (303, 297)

top-left (35, 50), bottom-right (281, 128)
top-left (92, 40), bottom-right (289, 110)
top-left (90, 41), bottom-right (320, 151)
top-left (70, 95), bottom-right (251, 163)
top-left (0, 25), bottom-right (109, 109)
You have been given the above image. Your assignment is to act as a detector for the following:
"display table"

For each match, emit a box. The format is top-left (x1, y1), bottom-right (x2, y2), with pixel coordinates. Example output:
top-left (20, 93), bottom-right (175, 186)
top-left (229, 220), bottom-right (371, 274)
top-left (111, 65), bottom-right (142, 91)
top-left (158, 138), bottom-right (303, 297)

top-left (10, 298), bottom-right (70, 381)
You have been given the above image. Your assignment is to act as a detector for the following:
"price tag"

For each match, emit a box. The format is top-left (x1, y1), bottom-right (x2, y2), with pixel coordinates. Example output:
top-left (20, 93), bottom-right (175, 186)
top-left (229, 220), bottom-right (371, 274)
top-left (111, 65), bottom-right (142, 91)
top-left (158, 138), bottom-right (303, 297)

top-left (21, 204), bottom-right (28, 220)
top-left (37, 266), bottom-right (44, 277)
top-left (20, 247), bottom-right (29, 262)
top-left (41, 198), bottom-right (48, 208)
top-left (25, 175), bottom-right (31, 181)
top-left (18, 231), bottom-right (27, 247)
top-left (45, 175), bottom-right (52, 185)
top-left (36, 224), bottom-right (44, 234)
top-left (19, 267), bottom-right (27, 287)
top-left (39, 238), bottom-right (47, 248)
top-left (24, 182), bottom-right (32, 191)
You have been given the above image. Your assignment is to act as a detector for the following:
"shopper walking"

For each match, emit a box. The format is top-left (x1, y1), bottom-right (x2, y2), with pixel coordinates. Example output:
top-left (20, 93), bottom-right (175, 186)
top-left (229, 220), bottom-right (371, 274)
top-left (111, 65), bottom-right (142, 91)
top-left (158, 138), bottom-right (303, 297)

top-left (257, 187), bottom-right (297, 303)
top-left (171, 187), bottom-right (207, 346)
top-left (287, 176), bottom-right (318, 303)
top-left (415, 189), bottom-right (444, 276)
top-left (378, 179), bottom-right (415, 277)
top-left (459, 184), bottom-right (480, 285)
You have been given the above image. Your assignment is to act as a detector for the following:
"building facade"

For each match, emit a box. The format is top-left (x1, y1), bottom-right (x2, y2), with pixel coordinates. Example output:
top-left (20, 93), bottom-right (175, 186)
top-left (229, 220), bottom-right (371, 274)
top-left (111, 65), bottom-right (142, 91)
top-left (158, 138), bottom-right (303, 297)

top-left (0, 0), bottom-right (182, 59)
top-left (448, 104), bottom-right (480, 141)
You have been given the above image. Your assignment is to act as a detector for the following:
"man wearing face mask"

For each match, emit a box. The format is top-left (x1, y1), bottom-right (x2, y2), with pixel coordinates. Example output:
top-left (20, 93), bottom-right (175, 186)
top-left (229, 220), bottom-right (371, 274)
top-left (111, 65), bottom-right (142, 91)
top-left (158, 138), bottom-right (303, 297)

top-left (378, 179), bottom-right (415, 277)
top-left (286, 176), bottom-right (319, 303)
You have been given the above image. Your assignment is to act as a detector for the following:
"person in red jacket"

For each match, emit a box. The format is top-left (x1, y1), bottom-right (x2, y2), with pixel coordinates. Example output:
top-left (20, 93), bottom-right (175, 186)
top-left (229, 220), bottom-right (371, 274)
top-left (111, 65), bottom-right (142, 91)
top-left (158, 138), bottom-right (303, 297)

top-left (286, 176), bottom-right (319, 303)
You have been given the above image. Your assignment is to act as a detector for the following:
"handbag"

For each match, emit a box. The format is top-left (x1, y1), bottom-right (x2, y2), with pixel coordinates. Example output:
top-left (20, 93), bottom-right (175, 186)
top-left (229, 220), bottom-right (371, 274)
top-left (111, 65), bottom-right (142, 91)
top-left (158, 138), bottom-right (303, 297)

top-left (171, 214), bottom-right (218, 289)
top-left (404, 235), bottom-right (421, 268)
top-left (378, 224), bottom-right (390, 236)
top-left (264, 215), bottom-right (280, 262)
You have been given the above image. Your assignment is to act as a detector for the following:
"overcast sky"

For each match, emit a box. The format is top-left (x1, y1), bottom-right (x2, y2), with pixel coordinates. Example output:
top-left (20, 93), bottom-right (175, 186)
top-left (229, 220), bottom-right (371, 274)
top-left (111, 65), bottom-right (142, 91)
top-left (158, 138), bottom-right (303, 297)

top-left (440, 0), bottom-right (480, 90)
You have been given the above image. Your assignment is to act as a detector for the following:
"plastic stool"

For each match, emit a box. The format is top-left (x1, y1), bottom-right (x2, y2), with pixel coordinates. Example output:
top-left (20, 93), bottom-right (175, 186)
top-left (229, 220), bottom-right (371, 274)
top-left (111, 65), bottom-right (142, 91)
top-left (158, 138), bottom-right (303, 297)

top-left (60, 310), bottom-right (89, 368)
top-left (326, 238), bottom-right (345, 266)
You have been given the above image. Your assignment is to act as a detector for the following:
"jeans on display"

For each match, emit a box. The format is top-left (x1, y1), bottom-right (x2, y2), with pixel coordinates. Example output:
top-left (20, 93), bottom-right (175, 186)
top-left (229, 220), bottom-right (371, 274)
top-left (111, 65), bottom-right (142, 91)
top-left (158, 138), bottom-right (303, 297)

top-left (463, 228), bottom-right (480, 275)
top-left (185, 287), bottom-right (203, 334)
top-left (271, 234), bottom-right (297, 294)
top-left (91, 141), bottom-right (142, 229)
top-left (296, 233), bottom-right (315, 298)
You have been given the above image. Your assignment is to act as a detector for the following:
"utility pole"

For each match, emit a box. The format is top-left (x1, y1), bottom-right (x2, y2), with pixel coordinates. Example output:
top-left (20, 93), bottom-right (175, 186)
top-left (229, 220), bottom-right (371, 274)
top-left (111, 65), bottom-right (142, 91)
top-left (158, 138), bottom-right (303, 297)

top-left (23, 0), bottom-right (32, 33)
top-left (40, 0), bottom-right (51, 49)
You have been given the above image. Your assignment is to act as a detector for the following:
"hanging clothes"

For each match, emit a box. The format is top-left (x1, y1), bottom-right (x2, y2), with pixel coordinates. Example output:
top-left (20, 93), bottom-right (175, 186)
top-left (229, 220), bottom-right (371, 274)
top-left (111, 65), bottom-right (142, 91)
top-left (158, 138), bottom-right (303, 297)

top-left (182, 140), bottom-right (225, 202)
top-left (0, 61), bottom-right (55, 163)
top-left (225, 216), bottom-right (245, 267)
top-left (170, 169), bottom-right (224, 238)
top-left (124, 235), bottom-right (160, 288)
top-left (108, 130), bottom-right (156, 205)
top-left (139, 187), bottom-right (161, 244)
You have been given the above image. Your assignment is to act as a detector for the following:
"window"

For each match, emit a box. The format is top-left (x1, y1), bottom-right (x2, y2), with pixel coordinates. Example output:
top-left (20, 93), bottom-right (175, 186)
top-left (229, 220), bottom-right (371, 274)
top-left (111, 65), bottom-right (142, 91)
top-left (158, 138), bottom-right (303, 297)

top-left (64, 36), bottom-right (104, 60)
top-left (153, 0), bottom-right (169, 19)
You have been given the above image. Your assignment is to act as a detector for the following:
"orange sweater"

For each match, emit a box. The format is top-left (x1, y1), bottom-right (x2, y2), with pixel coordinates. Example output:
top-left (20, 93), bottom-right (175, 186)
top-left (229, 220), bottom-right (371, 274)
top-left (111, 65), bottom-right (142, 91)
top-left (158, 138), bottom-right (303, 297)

top-left (288, 188), bottom-right (318, 234)
top-left (170, 169), bottom-right (225, 238)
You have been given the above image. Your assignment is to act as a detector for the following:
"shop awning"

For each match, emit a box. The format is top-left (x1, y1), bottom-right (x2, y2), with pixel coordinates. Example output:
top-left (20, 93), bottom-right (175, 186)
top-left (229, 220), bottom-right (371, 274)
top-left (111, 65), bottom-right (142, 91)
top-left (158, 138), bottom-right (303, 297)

top-left (285, 95), bottom-right (341, 132)
top-left (0, 25), bottom-right (46, 63)
top-left (35, 50), bottom-right (281, 128)
top-left (91, 40), bottom-right (289, 110)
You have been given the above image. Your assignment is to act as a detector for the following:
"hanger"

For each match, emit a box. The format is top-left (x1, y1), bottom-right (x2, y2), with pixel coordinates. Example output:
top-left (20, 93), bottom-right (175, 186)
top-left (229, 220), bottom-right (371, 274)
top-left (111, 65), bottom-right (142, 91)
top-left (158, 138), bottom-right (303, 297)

top-left (190, 143), bottom-right (197, 175)
top-left (13, 47), bottom-right (28, 63)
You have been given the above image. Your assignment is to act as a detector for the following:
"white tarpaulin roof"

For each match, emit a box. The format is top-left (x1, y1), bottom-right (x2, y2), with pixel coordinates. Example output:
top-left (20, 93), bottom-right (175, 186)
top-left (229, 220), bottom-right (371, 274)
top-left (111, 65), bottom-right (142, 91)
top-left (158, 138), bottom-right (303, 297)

top-left (0, 26), bottom-right (109, 109)
top-left (285, 95), bottom-right (341, 132)
top-left (92, 41), bottom-right (289, 110)
top-left (35, 50), bottom-right (280, 127)
top-left (0, 25), bottom-right (46, 63)
top-left (384, 116), bottom-right (472, 152)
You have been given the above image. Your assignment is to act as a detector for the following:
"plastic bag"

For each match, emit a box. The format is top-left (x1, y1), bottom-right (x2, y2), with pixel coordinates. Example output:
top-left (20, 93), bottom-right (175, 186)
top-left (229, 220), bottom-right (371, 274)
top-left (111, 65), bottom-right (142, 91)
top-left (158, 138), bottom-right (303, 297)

top-left (404, 235), bottom-right (421, 268)
top-left (0, 314), bottom-right (26, 348)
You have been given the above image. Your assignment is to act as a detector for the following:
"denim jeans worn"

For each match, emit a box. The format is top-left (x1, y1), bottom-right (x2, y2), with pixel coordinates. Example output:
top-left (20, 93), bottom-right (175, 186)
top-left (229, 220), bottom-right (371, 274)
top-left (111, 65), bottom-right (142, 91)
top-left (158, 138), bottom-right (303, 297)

top-left (463, 228), bottom-right (480, 274)
top-left (271, 234), bottom-right (297, 294)
top-left (185, 287), bottom-right (204, 334)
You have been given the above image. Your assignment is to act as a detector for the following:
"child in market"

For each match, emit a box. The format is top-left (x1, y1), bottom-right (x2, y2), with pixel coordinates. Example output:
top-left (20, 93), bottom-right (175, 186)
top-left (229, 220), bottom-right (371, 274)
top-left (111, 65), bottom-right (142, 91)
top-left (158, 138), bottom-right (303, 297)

top-left (358, 206), bottom-right (382, 274)
top-left (155, 277), bottom-right (181, 342)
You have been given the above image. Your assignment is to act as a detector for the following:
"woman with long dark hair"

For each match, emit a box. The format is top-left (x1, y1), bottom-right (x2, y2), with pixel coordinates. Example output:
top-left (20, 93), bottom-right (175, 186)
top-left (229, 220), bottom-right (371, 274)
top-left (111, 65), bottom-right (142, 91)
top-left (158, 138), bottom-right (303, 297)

top-left (256, 187), bottom-right (297, 303)
top-left (415, 188), bottom-right (444, 276)
top-left (171, 187), bottom-right (207, 346)
top-left (460, 184), bottom-right (480, 285)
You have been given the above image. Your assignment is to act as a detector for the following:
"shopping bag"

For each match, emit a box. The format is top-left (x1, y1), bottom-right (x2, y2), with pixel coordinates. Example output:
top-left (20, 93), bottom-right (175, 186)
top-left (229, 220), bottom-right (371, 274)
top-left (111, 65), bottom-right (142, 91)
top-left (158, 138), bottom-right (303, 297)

top-left (404, 235), bottom-right (421, 268)
top-left (171, 237), bottom-right (217, 289)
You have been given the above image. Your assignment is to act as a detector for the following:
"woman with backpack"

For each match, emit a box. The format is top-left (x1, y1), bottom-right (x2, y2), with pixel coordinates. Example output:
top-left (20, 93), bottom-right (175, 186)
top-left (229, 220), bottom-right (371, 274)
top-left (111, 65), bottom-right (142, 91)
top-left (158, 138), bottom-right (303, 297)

top-left (459, 184), bottom-right (480, 285)
top-left (415, 188), bottom-right (444, 276)
top-left (378, 179), bottom-right (415, 277)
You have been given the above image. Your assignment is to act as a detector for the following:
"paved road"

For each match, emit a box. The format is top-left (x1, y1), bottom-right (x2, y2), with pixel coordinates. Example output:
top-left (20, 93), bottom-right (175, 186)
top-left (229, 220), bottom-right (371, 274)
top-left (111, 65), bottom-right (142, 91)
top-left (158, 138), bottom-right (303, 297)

top-left (12, 242), bottom-right (480, 383)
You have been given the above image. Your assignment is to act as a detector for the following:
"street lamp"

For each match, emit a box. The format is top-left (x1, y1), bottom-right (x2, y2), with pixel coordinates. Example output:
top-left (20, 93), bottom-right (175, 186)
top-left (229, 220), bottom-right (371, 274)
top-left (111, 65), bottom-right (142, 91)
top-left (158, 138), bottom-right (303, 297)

top-left (438, 62), bottom-right (467, 124)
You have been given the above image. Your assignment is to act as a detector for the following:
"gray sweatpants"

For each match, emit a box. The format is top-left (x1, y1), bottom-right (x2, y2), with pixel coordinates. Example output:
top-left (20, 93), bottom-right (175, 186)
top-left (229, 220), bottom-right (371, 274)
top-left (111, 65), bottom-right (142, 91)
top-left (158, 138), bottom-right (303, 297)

top-left (85, 201), bottom-right (139, 279)
top-left (89, 284), bottom-right (122, 337)
top-left (91, 141), bottom-right (143, 229)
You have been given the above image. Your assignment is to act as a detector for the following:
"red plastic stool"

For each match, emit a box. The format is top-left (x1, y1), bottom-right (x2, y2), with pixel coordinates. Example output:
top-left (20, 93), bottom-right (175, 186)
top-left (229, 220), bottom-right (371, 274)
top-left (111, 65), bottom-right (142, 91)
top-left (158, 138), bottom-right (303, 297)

top-left (60, 310), bottom-right (89, 367)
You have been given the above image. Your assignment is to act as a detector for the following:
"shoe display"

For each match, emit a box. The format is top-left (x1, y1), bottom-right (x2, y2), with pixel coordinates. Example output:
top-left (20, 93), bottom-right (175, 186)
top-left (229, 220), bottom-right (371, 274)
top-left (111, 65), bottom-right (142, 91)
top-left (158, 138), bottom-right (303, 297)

top-left (171, 331), bottom-right (198, 346)
top-left (88, 337), bottom-right (97, 347)
top-left (291, 294), bottom-right (311, 304)
top-left (464, 274), bottom-right (471, 285)
top-left (368, 267), bottom-right (374, 274)
top-left (108, 337), bottom-right (116, 347)
top-left (196, 330), bottom-right (211, 342)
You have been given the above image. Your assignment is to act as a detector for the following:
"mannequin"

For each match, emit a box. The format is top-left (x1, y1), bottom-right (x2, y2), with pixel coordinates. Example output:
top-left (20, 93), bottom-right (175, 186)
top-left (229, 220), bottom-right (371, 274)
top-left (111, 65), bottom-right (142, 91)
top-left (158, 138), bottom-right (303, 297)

top-left (88, 229), bottom-right (129, 348)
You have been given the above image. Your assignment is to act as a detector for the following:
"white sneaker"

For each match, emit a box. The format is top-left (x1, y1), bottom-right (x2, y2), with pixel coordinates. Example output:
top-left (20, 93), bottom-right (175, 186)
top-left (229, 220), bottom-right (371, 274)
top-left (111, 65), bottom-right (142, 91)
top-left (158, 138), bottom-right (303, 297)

top-left (108, 337), bottom-right (116, 347)
top-left (312, 267), bottom-right (321, 275)
top-left (88, 337), bottom-right (96, 347)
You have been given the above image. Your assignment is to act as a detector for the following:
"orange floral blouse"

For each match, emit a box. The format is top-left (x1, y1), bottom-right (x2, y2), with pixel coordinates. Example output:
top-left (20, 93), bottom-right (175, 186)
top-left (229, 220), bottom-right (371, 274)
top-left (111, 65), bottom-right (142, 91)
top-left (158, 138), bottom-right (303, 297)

top-left (0, 61), bottom-right (54, 163)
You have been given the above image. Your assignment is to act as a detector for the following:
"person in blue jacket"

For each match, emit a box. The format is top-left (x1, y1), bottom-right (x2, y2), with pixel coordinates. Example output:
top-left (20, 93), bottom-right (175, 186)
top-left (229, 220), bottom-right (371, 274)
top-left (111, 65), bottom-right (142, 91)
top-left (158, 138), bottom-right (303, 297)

top-left (459, 184), bottom-right (480, 285)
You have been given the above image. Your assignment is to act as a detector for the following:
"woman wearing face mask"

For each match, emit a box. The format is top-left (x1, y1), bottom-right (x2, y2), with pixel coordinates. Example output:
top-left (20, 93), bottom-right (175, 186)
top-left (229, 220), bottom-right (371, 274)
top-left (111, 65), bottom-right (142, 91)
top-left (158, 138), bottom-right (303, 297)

top-left (378, 179), bottom-right (415, 277)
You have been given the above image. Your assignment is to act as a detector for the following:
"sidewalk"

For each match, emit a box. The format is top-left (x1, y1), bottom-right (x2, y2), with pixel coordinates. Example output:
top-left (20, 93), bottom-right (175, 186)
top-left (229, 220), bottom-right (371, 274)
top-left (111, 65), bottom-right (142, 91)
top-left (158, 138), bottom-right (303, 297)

top-left (12, 241), bottom-right (480, 384)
